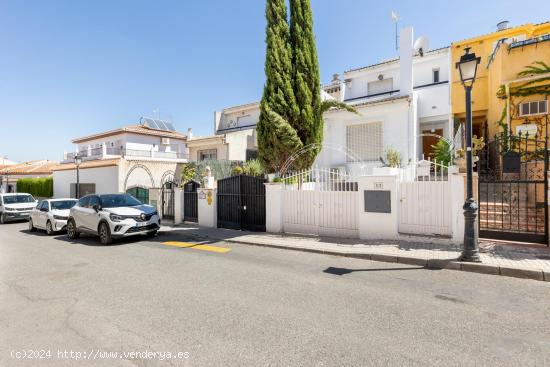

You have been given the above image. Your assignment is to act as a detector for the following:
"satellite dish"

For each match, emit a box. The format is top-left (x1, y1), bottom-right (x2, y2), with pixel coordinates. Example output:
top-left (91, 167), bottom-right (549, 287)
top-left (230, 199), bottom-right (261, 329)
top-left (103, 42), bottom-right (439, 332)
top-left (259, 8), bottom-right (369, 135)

top-left (414, 36), bottom-right (430, 57)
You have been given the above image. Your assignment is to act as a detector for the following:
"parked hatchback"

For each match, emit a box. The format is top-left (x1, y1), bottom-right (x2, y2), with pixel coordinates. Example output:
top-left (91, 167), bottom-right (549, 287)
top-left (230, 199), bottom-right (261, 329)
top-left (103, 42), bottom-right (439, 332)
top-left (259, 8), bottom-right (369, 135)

top-left (0, 193), bottom-right (37, 224)
top-left (29, 198), bottom-right (78, 235)
top-left (67, 194), bottom-right (160, 245)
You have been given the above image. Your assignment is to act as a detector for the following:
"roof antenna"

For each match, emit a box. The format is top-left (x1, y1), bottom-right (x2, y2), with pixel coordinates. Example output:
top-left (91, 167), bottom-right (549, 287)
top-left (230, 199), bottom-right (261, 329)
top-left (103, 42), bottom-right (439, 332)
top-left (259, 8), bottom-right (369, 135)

top-left (153, 107), bottom-right (160, 121)
top-left (391, 11), bottom-right (400, 51)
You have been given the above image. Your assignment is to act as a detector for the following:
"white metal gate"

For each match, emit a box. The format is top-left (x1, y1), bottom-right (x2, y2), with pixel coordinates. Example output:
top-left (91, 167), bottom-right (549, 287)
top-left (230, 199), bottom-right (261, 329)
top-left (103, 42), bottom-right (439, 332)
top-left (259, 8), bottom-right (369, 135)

top-left (398, 160), bottom-right (452, 236)
top-left (282, 169), bottom-right (359, 238)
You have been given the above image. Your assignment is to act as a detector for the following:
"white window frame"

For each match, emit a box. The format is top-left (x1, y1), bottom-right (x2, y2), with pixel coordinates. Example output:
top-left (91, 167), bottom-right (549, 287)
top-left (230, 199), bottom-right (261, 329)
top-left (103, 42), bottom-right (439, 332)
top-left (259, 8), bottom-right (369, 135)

top-left (518, 100), bottom-right (548, 117)
top-left (198, 149), bottom-right (217, 161)
top-left (346, 122), bottom-right (384, 162)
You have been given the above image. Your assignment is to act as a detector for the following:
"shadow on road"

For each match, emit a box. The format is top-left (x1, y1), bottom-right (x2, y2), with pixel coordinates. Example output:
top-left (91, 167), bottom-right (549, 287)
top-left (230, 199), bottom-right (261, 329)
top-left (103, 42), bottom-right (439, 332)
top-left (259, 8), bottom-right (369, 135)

top-left (323, 266), bottom-right (425, 276)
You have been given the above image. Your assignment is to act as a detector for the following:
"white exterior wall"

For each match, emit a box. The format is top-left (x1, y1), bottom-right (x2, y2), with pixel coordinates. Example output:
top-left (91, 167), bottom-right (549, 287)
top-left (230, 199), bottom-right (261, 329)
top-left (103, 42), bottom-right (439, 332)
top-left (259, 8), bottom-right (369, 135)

top-left (53, 166), bottom-right (120, 198)
top-left (75, 133), bottom-right (187, 156)
top-left (187, 141), bottom-right (228, 162)
top-left (317, 97), bottom-right (418, 175)
top-left (217, 105), bottom-right (260, 132)
top-left (225, 129), bottom-right (256, 161)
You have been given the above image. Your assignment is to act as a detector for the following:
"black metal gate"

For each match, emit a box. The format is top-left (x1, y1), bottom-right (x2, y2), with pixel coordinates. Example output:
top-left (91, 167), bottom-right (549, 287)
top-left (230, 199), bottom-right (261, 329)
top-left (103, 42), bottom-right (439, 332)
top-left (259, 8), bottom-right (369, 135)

top-left (162, 181), bottom-right (175, 220)
top-left (217, 175), bottom-right (266, 231)
top-left (183, 180), bottom-right (199, 222)
top-left (478, 132), bottom-right (548, 244)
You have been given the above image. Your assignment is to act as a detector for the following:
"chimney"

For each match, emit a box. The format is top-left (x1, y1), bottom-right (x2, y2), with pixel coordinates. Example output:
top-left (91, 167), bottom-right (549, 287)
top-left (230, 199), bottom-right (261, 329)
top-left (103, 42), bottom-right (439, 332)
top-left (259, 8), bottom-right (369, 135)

top-left (399, 26), bottom-right (414, 96)
top-left (187, 128), bottom-right (193, 140)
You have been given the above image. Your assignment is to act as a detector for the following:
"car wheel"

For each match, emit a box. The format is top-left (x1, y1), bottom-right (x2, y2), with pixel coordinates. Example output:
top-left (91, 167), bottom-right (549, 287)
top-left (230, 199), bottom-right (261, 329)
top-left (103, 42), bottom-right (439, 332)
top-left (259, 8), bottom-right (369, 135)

top-left (46, 221), bottom-right (54, 235)
top-left (98, 222), bottom-right (112, 245)
top-left (29, 218), bottom-right (36, 232)
top-left (67, 219), bottom-right (80, 239)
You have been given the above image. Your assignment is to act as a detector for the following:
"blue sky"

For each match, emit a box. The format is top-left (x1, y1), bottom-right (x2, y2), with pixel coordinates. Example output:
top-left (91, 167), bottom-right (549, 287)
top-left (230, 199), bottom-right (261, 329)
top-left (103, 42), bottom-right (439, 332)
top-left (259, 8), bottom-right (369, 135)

top-left (1, 0), bottom-right (549, 162)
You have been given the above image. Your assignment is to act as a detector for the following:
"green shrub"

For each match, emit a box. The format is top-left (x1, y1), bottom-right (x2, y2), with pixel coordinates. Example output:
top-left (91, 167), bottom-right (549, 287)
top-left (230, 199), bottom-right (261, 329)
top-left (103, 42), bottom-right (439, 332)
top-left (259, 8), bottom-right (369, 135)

top-left (16, 176), bottom-right (53, 198)
top-left (231, 166), bottom-right (244, 176)
top-left (243, 159), bottom-right (263, 177)
top-left (431, 139), bottom-right (452, 166)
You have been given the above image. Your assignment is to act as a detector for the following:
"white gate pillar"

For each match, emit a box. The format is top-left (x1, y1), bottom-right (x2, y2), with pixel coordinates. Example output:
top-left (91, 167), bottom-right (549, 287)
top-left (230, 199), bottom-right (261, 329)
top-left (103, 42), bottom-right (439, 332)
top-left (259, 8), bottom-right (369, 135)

top-left (358, 175), bottom-right (399, 240)
top-left (198, 188), bottom-right (217, 228)
top-left (174, 188), bottom-right (184, 225)
top-left (265, 183), bottom-right (284, 233)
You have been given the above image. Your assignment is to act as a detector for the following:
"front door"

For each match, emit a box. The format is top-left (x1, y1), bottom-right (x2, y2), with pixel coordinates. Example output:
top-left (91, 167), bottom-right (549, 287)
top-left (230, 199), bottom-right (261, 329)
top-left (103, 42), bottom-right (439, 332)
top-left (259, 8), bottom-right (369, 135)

top-left (422, 128), bottom-right (444, 160)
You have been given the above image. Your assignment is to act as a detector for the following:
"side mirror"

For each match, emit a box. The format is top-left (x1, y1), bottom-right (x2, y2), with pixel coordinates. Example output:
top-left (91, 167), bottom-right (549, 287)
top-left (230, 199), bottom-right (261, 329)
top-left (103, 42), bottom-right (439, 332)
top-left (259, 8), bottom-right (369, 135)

top-left (92, 204), bottom-right (101, 212)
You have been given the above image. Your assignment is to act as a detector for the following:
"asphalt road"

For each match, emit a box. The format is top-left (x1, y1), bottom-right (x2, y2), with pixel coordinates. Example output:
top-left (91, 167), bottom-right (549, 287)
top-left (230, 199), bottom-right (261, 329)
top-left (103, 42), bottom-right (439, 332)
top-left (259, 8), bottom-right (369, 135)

top-left (1, 221), bottom-right (550, 367)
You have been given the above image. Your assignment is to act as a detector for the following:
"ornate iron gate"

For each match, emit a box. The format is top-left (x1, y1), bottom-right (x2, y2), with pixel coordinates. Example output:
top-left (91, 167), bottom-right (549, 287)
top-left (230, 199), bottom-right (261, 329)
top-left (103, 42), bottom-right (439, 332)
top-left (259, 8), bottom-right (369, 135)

top-left (217, 175), bottom-right (266, 232)
top-left (478, 132), bottom-right (548, 244)
top-left (183, 180), bottom-right (199, 222)
top-left (161, 181), bottom-right (175, 220)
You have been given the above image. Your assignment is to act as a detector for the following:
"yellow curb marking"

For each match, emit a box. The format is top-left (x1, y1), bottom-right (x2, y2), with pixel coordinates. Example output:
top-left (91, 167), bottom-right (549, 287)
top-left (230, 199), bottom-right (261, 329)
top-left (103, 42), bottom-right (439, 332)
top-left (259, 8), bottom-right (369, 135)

top-left (161, 241), bottom-right (231, 253)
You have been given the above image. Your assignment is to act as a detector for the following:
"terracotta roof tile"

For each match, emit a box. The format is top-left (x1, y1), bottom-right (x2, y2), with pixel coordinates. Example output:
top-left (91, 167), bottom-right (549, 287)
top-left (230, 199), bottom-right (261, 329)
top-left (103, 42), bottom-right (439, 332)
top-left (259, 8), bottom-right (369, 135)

top-left (51, 159), bottom-right (120, 171)
top-left (72, 125), bottom-right (187, 144)
top-left (0, 160), bottom-right (59, 175)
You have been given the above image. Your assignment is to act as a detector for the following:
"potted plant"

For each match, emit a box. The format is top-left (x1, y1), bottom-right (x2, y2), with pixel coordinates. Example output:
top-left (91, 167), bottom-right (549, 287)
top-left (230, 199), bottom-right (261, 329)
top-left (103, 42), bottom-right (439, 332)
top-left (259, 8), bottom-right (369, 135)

top-left (455, 136), bottom-right (485, 173)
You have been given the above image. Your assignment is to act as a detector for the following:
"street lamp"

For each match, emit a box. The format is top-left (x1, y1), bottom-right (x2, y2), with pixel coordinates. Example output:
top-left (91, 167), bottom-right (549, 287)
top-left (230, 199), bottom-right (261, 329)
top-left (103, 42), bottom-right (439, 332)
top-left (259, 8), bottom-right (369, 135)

top-left (456, 47), bottom-right (481, 262)
top-left (74, 153), bottom-right (82, 199)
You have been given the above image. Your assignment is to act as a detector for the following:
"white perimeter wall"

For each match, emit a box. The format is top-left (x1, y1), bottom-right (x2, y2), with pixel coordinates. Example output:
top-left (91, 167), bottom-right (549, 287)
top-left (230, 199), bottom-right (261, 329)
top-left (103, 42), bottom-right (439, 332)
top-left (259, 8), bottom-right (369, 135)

top-left (53, 166), bottom-right (120, 198)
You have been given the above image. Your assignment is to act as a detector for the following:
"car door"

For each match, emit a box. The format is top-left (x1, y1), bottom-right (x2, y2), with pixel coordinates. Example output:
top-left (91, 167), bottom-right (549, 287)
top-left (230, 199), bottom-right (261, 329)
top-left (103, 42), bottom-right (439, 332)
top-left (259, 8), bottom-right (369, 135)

top-left (35, 201), bottom-right (46, 228)
top-left (74, 196), bottom-right (91, 230)
top-left (30, 200), bottom-right (42, 228)
top-left (40, 201), bottom-right (51, 228)
top-left (84, 195), bottom-right (102, 232)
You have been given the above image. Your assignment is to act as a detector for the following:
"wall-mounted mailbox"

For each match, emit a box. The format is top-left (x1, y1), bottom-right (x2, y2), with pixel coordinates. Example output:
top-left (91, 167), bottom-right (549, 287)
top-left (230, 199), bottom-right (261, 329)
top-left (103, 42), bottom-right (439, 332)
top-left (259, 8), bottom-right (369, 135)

top-left (364, 190), bottom-right (391, 213)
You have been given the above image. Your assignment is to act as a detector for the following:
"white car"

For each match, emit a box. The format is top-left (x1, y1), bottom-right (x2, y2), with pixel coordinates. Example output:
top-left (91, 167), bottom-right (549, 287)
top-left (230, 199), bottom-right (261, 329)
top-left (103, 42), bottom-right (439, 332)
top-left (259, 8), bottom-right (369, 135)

top-left (67, 193), bottom-right (160, 245)
top-left (29, 199), bottom-right (78, 235)
top-left (0, 193), bottom-right (38, 224)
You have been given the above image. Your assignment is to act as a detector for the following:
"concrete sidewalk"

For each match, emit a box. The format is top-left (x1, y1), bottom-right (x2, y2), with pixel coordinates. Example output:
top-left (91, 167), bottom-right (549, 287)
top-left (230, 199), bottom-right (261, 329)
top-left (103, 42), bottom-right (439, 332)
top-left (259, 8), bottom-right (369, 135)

top-left (162, 224), bottom-right (550, 282)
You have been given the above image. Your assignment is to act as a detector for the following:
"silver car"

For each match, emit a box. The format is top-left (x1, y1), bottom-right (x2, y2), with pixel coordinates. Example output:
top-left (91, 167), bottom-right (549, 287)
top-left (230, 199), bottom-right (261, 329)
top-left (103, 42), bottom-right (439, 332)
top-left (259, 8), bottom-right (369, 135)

top-left (0, 193), bottom-right (37, 224)
top-left (29, 199), bottom-right (78, 235)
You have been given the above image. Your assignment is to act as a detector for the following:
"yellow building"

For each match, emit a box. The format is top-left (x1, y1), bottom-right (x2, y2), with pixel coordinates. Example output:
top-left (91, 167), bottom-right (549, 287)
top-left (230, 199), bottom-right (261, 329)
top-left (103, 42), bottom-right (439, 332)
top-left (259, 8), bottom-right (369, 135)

top-left (451, 21), bottom-right (550, 140)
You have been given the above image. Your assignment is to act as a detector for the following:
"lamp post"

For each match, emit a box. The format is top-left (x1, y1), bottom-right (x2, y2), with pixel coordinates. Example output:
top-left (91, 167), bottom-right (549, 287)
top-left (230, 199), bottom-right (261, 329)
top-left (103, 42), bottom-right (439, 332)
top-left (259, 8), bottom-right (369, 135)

top-left (74, 153), bottom-right (82, 199)
top-left (456, 47), bottom-right (482, 262)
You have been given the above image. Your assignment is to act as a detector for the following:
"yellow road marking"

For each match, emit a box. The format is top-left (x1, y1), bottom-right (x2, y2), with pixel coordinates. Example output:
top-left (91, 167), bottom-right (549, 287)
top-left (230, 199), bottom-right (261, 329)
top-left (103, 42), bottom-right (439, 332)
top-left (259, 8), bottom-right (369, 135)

top-left (161, 241), bottom-right (231, 253)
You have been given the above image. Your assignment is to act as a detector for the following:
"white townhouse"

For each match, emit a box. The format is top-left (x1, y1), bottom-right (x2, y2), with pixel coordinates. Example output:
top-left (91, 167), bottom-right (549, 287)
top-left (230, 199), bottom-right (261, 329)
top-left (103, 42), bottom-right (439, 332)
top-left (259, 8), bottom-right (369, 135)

top-left (186, 102), bottom-right (260, 162)
top-left (315, 27), bottom-right (452, 175)
top-left (52, 119), bottom-right (189, 219)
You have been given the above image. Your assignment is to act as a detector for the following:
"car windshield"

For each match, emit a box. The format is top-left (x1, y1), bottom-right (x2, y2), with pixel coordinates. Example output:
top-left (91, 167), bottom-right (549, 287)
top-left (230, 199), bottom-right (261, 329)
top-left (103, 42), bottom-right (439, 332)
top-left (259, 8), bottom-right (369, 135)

top-left (99, 194), bottom-right (142, 208)
top-left (51, 200), bottom-right (77, 210)
top-left (3, 195), bottom-right (35, 204)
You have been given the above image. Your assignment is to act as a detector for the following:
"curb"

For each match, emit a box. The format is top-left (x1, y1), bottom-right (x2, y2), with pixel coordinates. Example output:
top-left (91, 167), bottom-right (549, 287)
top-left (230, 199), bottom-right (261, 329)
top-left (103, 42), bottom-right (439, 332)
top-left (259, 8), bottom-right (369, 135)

top-left (214, 236), bottom-right (549, 283)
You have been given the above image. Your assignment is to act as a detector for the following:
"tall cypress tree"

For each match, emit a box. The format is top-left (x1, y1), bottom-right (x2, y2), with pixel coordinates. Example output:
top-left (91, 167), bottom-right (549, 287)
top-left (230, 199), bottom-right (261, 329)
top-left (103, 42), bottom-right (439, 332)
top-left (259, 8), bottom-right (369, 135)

top-left (289, 0), bottom-right (322, 170)
top-left (257, 0), bottom-right (302, 172)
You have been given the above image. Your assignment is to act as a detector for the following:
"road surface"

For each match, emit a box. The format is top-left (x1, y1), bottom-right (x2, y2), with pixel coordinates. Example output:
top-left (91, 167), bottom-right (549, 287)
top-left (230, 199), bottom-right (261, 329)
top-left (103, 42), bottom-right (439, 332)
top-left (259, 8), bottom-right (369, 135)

top-left (1, 221), bottom-right (549, 366)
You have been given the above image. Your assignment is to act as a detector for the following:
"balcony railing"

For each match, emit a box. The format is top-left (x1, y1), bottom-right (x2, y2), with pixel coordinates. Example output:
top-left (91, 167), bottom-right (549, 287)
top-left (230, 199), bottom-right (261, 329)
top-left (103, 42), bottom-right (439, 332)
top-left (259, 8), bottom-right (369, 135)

top-left (64, 148), bottom-right (188, 162)
top-left (125, 149), bottom-right (187, 160)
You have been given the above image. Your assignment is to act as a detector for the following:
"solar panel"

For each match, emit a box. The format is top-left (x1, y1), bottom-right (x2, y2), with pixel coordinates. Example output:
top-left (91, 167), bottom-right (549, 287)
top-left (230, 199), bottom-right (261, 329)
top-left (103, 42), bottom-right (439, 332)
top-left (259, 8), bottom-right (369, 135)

top-left (155, 120), bottom-right (168, 130)
top-left (164, 122), bottom-right (176, 131)
top-left (139, 117), bottom-right (177, 132)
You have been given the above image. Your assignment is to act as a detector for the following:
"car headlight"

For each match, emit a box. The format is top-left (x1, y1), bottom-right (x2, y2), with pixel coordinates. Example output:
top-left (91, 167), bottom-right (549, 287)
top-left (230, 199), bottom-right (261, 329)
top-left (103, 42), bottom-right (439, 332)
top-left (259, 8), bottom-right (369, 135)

top-left (53, 215), bottom-right (68, 220)
top-left (110, 213), bottom-right (123, 222)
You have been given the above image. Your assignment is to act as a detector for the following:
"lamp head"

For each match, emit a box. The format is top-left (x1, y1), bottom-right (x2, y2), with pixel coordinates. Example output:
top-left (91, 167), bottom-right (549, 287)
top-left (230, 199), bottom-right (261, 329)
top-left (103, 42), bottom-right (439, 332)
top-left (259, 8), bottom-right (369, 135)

top-left (456, 47), bottom-right (481, 86)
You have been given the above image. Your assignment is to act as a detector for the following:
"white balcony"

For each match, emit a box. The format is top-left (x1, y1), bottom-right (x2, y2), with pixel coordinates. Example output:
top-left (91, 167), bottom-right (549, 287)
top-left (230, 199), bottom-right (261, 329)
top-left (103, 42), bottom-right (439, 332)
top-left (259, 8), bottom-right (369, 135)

top-left (63, 146), bottom-right (188, 163)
